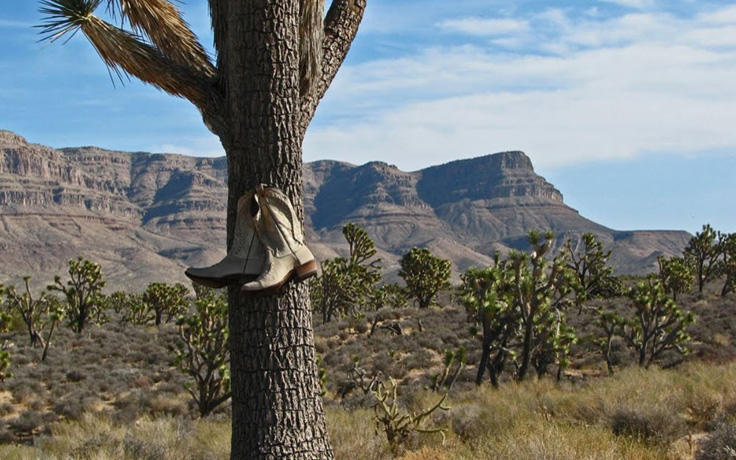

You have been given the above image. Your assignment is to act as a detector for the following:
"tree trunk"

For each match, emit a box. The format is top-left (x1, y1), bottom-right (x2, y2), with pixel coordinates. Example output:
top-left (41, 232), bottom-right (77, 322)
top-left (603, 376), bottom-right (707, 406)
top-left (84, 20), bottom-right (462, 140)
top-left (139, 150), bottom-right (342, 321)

top-left (518, 319), bottom-right (534, 381)
top-left (223, 1), bottom-right (333, 458)
top-left (638, 343), bottom-right (647, 367)
top-left (476, 341), bottom-right (491, 386)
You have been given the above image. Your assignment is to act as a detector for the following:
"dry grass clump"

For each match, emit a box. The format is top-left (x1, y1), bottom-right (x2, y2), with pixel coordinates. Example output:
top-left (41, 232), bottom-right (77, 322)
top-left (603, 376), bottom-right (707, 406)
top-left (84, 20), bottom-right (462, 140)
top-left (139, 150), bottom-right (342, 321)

top-left (0, 414), bottom-right (230, 460)
top-left (326, 363), bottom-right (736, 459)
top-left (1, 363), bottom-right (736, 459)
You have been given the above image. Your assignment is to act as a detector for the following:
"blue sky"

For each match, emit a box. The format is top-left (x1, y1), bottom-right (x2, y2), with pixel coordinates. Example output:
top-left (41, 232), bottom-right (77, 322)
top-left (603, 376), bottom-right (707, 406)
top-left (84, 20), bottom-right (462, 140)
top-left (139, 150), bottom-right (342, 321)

top-left (2, 0), bottom-right (736, 234)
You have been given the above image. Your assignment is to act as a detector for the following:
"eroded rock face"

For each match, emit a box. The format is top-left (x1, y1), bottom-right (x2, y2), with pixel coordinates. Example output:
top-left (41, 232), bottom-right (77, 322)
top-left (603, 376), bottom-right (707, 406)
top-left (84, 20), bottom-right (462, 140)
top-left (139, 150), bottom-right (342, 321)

top-left (417, 151), bottom-right (563, 206)
top-left (0, 130), bottom-right (690, 289)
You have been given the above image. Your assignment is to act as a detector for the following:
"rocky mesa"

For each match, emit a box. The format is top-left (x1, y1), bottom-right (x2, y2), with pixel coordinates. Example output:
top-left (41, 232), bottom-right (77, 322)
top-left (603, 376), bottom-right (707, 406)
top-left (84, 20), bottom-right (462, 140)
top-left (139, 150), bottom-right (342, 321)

top-left (0, 130), bottom-right (690, 290)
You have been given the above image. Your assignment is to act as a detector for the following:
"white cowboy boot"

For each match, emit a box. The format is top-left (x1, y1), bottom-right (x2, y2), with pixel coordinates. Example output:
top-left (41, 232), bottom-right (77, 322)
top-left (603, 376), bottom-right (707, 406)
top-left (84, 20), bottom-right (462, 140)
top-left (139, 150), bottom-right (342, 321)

top-left (241, 185), bottom-right (318, 294)
top-left (185, 190), bottom-right (266, 288)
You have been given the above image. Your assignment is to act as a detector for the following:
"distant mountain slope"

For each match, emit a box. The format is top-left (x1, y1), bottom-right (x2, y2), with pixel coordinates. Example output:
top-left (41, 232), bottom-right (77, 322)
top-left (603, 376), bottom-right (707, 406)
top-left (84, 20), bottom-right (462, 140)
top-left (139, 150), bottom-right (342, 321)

top-left (0, 130), bottom-right (691, 290)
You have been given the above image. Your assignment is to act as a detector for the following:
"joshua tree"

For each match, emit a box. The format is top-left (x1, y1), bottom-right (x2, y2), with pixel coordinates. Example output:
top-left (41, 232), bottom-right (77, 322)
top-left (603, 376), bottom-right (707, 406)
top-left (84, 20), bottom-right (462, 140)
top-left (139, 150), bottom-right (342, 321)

top-left (684, 224), bottom-right (722, 293)
top-left (399, 247), bottom-right (452, 309)
top-left (5, 276), bottom-right (49, 347)
top-left (459, 264), bottom-right (518, 387)
top-left (142, 282), bottom-right (189, 326)
top-left (511, 230), bottom-right (576, 381)
top-left (174, 286), bottom-right (231, 417)
top-left (718, 232), bottom-right (736, 297)
top-left (0, 305), bottom-right (11, 382)
top-left (622, 278), bottom-right (695, 368)
top-left (48, 257), bottom-right (107, 334)
top-left (39, 0), bottom-right (365, 457)
top-left (311, 223), bottom-right (381, 323)
top-left (562, 232), bottom-right (622, 309)
top-left (657, 255), bottom-right (693, 301)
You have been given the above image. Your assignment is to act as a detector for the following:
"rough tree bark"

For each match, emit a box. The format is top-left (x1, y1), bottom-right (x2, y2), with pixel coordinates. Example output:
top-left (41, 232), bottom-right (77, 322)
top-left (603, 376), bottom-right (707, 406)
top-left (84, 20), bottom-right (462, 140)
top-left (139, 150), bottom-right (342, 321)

top-left (40, 0), bottom-right (365, 456)
top-left (216, 1), bottom-right (366, 458)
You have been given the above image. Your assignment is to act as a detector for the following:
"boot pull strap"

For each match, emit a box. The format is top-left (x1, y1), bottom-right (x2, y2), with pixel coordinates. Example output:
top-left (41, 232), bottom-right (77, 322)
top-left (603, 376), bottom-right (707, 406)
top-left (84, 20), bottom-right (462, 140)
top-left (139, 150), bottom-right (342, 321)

top-left (255, 185), bottom-right (304, 243)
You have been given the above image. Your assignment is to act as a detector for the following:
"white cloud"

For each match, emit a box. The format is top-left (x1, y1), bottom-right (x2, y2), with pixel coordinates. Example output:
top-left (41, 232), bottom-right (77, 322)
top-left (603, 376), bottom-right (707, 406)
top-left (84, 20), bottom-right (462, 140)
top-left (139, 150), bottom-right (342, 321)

top-left (438, 17), bottom-right (530, 36)
top-left (153, 136), bottom-right (224, 158)
top-left (599, 0), bottom-right (657, 10)
top-left (306, 5), bottom-right (736, 171)
top-left (0, 20), bottom-right (31, 29)
top-left (697, 5), bottom-right (736, 24)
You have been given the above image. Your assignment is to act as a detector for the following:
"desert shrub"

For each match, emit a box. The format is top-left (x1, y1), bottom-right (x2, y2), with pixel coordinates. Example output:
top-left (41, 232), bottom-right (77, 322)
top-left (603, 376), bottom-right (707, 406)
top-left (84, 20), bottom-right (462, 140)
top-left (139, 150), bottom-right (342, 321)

top-left (610, 407), bottom-right (687, 445)
top-left (66, 370), bottom-right (87, 382)
top-left (9, 410), bottom-right (44, 433)
top-left (147, 394), bottom-right (188, 417)
top-left (0, 403), bottom-right (13, 417)
top-left (0, 424), bottom-right (15, 444)
top-left (52, 399), bottom-right (85, 420)
top-left (122, 436), bottom-right (168, 460)
top-left (697, 423), bottom-right (736, 460)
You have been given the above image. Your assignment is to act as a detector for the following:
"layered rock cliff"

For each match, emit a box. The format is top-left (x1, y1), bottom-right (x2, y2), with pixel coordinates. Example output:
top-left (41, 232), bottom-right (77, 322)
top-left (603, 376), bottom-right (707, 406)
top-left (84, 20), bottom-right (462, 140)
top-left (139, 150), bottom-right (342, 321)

top-left (0, 130), bottom-right (691, 289)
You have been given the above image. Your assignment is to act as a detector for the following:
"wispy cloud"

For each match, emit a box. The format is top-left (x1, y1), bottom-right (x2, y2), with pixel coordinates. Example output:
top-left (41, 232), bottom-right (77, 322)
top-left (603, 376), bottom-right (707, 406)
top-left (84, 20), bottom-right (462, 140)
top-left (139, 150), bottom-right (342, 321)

top-left (306, 4), bottom-right (736, 171)
top-left (438, 17), bottom-right (530, 36)
top-left (0, 19), bottom-right (32, 29)
top-left (598, 0), bottom-right (657, 10)
top-left (153, 136), bottom-right (225, 158)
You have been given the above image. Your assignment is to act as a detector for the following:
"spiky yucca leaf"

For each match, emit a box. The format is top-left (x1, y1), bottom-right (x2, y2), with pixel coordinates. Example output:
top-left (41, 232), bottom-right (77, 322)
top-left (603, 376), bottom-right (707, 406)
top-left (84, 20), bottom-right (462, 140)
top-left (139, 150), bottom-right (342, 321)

top-left (38, 0), bottom-right (210, 105)
top-left (83, 15), bottom-right (208, 102)
top-left (107, 0), bottom-right (213, 75)
top-left (38, 0), bottom-right (101, 43)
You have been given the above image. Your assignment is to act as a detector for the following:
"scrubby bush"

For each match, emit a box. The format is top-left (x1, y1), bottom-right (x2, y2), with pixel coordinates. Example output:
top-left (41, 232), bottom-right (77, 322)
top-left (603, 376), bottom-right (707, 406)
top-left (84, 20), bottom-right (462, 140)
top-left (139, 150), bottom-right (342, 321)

top-left (697, 423), bottom-right (736, 460)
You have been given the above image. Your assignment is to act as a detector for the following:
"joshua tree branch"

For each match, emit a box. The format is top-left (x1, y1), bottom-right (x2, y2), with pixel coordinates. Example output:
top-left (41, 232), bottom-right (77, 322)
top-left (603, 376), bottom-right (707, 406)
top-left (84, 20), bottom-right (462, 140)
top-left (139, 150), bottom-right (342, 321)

top-left (108, 0), bottom-right (214, 74)
top-left (300, 0), bottom-right (366, 130)
top-left (39, 0), bottom-right (223, 131)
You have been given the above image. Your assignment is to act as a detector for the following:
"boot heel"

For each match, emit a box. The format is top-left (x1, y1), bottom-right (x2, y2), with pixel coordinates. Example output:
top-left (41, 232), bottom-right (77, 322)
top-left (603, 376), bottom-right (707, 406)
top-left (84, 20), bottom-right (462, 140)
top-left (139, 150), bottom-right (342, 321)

top-left (294, 259), bottom-right (318, 281)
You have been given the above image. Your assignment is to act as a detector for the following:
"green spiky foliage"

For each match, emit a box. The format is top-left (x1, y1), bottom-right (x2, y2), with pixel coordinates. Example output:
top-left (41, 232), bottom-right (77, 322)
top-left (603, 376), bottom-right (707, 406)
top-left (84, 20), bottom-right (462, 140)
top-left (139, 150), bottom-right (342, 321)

top-left (657, 255), bottom-right (694, 301)
top-left (532, 309), bottom-right (577, 381)
top-left (562, 232), bottom-right (623, 309)
top-left (49, 257), bottom-right (107, 334)
top-left (106, 291), bottom-right (149, 325)
top-left (174, 286), bottom-right (230, 418)
top-left (399, 247), bottom-right (451, 310)
top-left (685, 224), bottom-right (722, 293)
top-left (369, 282), bottom-right (408, 311)
top-left (142, 282), bottom-right (189, 326)
top-left (311, 223), bottom-right (382, 323)
top-left (623, 277), bottom-right (695, 368)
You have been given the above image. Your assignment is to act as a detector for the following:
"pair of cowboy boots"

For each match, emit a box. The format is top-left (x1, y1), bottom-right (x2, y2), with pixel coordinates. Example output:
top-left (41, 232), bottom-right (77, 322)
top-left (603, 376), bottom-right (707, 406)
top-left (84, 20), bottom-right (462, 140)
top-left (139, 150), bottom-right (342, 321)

top-left (184, 185), bottom-right (318, 294)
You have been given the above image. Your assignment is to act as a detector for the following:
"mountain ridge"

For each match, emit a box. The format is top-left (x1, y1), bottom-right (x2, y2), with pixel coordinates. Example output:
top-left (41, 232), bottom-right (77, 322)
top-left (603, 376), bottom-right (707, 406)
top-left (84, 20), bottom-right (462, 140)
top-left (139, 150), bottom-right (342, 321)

top-left (0, 129), bottom-right (691, 290)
